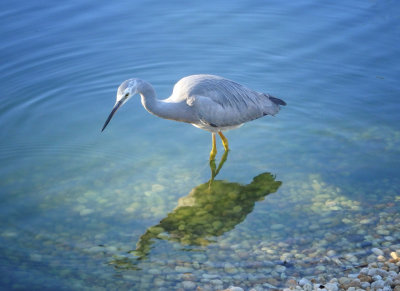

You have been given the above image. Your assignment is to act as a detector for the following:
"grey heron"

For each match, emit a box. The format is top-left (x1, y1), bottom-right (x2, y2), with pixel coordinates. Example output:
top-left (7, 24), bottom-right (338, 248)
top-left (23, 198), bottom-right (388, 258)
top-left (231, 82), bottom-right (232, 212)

top-left (102, 74), bottom-right (286, 159)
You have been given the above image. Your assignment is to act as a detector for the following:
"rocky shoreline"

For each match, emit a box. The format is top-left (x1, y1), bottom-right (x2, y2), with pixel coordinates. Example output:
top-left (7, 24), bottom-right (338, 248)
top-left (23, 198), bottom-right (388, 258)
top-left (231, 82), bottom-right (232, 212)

top-left (222, 249), bottom-right (400, 291)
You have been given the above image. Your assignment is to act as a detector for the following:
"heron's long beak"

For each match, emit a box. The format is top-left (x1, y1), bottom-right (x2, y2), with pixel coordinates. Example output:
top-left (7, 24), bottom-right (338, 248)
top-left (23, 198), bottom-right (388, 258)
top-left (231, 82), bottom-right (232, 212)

top-left (101, 100), bottom-right (123, 132)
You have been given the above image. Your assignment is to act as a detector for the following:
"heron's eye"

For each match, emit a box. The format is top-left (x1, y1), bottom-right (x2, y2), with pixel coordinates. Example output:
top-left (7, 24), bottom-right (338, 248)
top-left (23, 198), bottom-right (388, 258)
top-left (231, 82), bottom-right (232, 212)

top-left (124, 93), bottom-right (129, 98)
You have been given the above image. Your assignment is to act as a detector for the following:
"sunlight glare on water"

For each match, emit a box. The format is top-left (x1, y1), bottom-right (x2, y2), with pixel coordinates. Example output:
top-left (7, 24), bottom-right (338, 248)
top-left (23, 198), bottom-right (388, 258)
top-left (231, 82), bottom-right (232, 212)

top-left (0, 0), bottom-right (399, 289)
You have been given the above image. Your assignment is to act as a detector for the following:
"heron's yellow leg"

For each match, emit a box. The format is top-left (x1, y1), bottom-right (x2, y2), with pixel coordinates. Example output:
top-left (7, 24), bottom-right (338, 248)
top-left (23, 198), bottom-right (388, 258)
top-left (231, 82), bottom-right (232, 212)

top-left (210, 133), bottom-right (217, 160)
top-left (218, 131), bottom-right (229, 151)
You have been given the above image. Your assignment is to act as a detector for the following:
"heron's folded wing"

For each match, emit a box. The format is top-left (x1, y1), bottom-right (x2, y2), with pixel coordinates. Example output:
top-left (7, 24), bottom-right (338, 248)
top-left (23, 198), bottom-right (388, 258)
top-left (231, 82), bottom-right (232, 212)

top-left (177, 76), bottom-right (282, 127)
top-left (190, 92), bottom-right (279, 128)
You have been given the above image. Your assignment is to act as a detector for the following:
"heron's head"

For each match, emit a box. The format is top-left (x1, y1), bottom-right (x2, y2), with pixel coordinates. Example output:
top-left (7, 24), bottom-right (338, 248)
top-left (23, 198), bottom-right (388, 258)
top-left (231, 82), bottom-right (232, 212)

top-left (101, 79), bottom-right (141, 132)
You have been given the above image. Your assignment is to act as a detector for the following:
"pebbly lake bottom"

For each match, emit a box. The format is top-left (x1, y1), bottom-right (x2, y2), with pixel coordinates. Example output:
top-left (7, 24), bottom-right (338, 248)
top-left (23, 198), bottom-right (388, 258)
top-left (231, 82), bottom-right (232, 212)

top-left (1, 150), bottom-right (399, 290)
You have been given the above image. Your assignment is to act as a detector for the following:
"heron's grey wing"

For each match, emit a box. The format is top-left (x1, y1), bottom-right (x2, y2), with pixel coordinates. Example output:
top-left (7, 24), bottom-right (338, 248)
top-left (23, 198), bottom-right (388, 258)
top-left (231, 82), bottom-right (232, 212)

top-left (187, 78), bottom-right (282, 127)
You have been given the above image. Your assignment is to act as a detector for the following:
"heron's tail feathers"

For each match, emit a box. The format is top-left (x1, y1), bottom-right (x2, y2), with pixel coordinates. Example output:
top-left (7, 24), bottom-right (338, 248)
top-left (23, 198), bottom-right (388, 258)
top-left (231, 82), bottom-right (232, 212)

top-left (269, 96), bottom-right (287, 106)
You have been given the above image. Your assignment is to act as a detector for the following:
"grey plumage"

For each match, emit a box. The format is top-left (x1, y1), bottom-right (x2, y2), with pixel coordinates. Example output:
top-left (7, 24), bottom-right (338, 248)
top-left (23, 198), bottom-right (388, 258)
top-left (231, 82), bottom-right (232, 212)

top-left (102, 74), bottom-right (286, 157)
top-left (171, 75), bottom-right (285, 130)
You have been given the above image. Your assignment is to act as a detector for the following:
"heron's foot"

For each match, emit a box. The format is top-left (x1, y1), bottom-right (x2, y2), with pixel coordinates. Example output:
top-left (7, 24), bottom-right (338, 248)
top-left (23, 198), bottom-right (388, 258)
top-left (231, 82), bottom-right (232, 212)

top-left (218, 132), bottom-right (229, 152)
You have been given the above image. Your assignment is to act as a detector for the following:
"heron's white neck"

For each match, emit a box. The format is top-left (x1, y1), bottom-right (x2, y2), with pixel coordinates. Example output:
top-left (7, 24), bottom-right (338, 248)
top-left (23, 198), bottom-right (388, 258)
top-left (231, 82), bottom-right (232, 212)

top-left (138, 81), bottom-right (196, 123)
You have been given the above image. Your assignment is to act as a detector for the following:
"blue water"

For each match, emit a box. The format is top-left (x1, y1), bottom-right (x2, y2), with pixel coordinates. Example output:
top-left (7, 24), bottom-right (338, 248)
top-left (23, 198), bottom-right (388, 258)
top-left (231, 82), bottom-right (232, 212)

top-left (1, 0), bottom-right (399, 290)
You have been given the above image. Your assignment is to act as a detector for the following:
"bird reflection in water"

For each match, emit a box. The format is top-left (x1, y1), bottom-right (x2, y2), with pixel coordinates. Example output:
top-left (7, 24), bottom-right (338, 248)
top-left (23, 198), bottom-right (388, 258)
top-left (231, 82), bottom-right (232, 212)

top-left (129, 155), bottom-right (282, 261)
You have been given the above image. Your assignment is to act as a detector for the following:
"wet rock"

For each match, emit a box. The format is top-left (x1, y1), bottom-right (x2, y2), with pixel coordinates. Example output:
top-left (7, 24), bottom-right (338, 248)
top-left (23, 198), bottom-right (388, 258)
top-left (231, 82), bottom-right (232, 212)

top-left (326, 250), bottom-right (336, 257)
top-left (223, 287), bottom-right (244, 291)
top-left (377, 229), bottom-right (390, 235)
top-left (360, 218), bottom-right (373, 224)
top-left (192, 261), bottom-right (200, 269)
top-left (332, 257), bottom-right (343, 266)
top-left (181, 273), bottom-right (196, 281)
top-left (338, 277), bottom-right (361, 289)
top-left (202, 274), bottom-right (219, 280)
top-left (371, 279), bottom-right (385, 289)
top-left (357, 273), bottom-right (373, 283)
top-left (372, 274), bottom-right (383, 282)
top-left (224, 262), bottom-right (238, 274)
top-left (210, 279), bottom-right (223, 285)
top-left (263, 282), bottom-right (278, 289)
top-left (368, 268), bottom-right (378, 276)
top-left (280, 252), bottom-right (294, 261)
top-left (316, 265), bottom-right (326, 272)
top-left (360, 281), bottom-right (370, 289)
top-left (286, 279), bottom-right (297, 288)
top-left (391, 251), bottom-right (399, 260)
top-left (375, 268), bottom-right (389, 277)
top-left (266, 277), bottom-right (279, 286)
top-left (372, 247), bottom-right (384, 256)
top-left (378, 255), bottom-right (386, 262)
top-left (274, 265), bottom-right (286, 273)
top-left (153, 278), bottom-right (165, 287)
top-left (175, 266), bottom-right (193, 273)
top-left (182, 281), bottom-right (196, 290)
top-left (338, 277), bottom-right (351, 285)
top-left (298, 278), bottom-right (311, 286)
top-left (324, 282), bottom-right (339, 291)
top-left (344, 253), bottom-right (358, 263)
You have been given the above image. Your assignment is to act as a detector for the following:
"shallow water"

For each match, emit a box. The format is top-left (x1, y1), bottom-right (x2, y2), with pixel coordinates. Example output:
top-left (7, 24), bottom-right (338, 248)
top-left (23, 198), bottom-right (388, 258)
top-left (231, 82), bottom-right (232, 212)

top-left (1, 0), bottom-right (400, 290)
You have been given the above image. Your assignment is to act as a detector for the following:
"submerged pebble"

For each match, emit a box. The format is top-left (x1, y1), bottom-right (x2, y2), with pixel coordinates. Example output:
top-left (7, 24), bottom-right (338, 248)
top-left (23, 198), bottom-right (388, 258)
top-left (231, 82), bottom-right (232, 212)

top-left (182, 280), bottom-right (196, 290)
top-left (372, 247), bottom-right (384, 256)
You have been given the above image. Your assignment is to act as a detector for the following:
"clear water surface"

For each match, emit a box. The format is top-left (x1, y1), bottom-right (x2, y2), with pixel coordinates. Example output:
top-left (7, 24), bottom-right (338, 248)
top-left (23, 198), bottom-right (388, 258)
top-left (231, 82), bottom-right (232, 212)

top-left (1, 0), bottom-right (399, 290)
